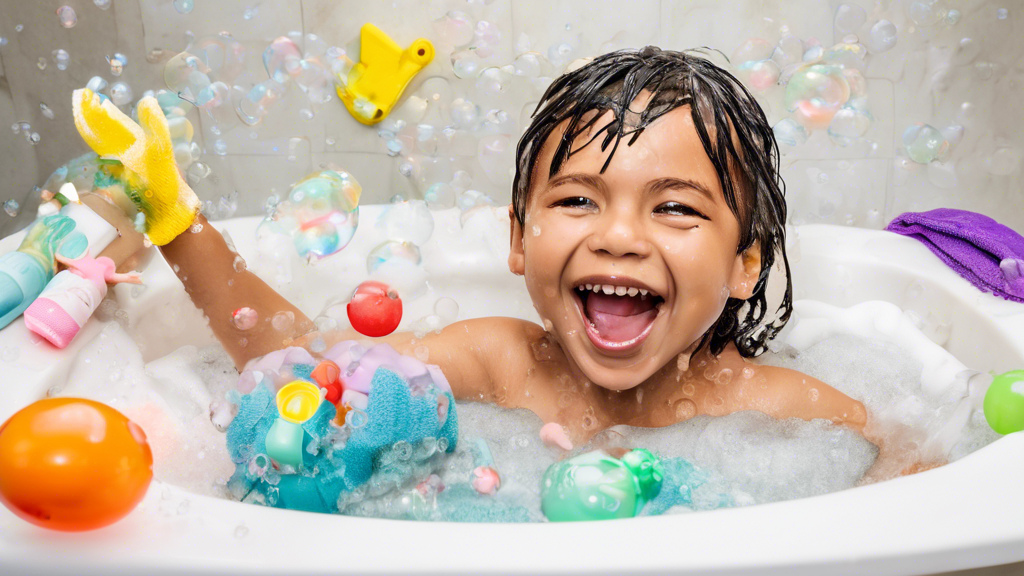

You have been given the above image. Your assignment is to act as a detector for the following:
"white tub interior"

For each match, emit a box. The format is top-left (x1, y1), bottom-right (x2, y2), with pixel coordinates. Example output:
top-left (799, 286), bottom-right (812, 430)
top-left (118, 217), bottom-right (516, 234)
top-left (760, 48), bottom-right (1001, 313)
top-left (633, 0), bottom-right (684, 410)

top-left (1, 205), bottom-right (1024, 574)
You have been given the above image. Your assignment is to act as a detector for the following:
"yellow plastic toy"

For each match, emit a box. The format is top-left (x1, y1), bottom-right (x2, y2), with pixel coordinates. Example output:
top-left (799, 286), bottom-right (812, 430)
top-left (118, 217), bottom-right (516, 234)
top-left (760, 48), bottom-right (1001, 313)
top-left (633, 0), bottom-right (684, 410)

top-left (337, 23), bottom-right (434, 125)
top-left (265, 381), bottom-right (323, 469)
top-left (72, 89), bottom-right (201, 246)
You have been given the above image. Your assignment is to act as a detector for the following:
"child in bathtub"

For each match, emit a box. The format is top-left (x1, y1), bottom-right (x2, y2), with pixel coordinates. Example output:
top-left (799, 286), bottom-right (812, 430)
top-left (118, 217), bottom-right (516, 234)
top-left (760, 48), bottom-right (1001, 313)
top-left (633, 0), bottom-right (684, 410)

top-left (70, 46), bottom-right (866, 447)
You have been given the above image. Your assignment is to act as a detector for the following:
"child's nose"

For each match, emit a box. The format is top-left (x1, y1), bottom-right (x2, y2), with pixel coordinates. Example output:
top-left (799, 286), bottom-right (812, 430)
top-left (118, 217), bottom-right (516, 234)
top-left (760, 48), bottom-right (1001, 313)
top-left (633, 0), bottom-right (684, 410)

top-left (587, 209), bottom-right (652, 258)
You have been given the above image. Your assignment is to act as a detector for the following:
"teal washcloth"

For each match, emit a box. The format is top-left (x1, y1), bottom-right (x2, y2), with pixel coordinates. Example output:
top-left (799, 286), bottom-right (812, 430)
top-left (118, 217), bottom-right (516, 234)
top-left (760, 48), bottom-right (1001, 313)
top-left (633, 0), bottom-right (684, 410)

top-left (226, 366), bottom-right (458, 513)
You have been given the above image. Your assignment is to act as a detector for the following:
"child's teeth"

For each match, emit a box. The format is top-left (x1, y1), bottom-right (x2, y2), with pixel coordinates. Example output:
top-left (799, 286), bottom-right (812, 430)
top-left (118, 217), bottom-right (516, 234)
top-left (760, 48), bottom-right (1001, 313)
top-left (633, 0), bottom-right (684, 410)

top-left (602, 285), bottom-right (615, 295)
top-left (639, 289), bottom-right (648, 296)
top-left (592, 285), bottom-right (600, 293)
top-left (614, 286), bottom-right (627, 296)
top-left (627, 287), bottom-right (638, 297)
top-left (586, 284), bottom-right (593, 290)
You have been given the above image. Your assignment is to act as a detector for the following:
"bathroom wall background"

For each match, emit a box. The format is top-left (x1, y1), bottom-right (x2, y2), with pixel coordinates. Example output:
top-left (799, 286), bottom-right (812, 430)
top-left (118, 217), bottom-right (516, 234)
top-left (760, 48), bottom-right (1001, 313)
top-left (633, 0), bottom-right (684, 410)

top-left (0, 0), bottom-right (1020, 238)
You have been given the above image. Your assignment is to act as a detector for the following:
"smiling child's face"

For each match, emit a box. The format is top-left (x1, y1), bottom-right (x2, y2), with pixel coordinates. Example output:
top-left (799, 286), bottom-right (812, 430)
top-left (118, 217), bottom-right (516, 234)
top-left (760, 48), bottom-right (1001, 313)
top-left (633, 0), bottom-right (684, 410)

top-left (509, 95), bottom-right (762, 391)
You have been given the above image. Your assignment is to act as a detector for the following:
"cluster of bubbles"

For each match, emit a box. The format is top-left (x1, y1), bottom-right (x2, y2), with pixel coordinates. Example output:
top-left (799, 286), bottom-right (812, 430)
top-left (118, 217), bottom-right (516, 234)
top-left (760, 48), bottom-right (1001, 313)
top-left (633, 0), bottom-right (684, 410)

top-left (729, 27), bottom-right (873, 149)
top-left (258, 169), bottom-right (362, 262)
top-left (11, 121), bottom-right (40, 145)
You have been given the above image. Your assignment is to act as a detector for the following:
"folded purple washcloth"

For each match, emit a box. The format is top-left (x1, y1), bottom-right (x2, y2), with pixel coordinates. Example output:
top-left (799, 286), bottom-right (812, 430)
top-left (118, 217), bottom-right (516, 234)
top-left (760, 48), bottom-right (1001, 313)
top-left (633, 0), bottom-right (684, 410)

top-left (886, 208), bottom-right (1024, 304)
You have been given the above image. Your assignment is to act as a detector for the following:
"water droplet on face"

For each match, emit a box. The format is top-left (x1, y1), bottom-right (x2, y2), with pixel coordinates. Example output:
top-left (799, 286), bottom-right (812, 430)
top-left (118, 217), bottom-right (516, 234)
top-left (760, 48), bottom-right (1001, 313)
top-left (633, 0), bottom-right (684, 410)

top-left (673, 398), bottom-right (697, 420)
top-left (271, 311), bottom-right (294, 331)
top-left (808, 388), bottom-right (820, 401)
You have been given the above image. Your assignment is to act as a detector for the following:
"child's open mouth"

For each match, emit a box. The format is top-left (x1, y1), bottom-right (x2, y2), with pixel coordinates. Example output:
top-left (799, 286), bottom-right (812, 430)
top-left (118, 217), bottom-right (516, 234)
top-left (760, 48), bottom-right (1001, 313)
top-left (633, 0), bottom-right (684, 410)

top-left (572, 280), bottom-right (664, 353)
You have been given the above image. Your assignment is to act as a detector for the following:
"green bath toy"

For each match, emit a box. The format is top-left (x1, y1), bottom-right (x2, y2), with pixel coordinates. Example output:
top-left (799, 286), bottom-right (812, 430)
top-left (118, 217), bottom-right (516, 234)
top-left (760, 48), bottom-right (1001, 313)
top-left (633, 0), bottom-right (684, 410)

top-left (541, 448), bottom-right (663, 522)
top-left (983, 370), bottom-right (1024, 435)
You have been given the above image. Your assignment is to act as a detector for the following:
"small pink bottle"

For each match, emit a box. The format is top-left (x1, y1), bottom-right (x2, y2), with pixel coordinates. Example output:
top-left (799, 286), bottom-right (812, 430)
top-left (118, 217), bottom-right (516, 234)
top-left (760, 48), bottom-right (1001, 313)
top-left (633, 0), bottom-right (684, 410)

top-left (24, 254), bottom-right (140, 348)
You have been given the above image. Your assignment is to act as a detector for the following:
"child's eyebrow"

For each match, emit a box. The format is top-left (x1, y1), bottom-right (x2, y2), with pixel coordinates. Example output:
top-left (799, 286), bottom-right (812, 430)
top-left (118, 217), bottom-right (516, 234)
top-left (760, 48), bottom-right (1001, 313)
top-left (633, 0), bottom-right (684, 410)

top-left (547, 173), bottom-right (716, 202)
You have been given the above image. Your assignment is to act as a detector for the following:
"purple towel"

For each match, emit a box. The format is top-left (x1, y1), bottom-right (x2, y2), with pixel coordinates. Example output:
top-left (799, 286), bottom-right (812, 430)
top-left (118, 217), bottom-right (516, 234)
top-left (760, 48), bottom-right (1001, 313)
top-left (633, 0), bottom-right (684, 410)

top-left (886, 208), bottom-right (1024, 304)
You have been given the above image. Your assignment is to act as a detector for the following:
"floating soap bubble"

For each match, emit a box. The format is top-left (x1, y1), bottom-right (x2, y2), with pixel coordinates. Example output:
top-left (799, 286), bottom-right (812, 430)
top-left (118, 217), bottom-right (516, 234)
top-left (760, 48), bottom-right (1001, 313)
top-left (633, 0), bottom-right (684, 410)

top-left (906, 0), bottom-right (946, 26)
top-left (771, 34), bottom-right (804, 70)
top-left (802, 41), bottom-right (824, 62)
top-left (828, 107), bottom-right (872, 146)
top-left (946, 9), bottom-right (961, 24)
top-left (51, 49), bottom-right (69, 71)
top-left (155, 89), bottom-right (193, 117)
top-left (232, 307), bottom-right (258, 331)
top-left (107, 53), bottom-right (127, 76)
top-left (264, 36), bottom-right (303, 84)
top-left (192, 33), bottom-right (246, 84)
top-left (295, 58), bottom-right (333, 104)
top-left (39, 103), bottom-right (54, 120)
top-left (56, 6), bottom-right (77, 28)
top-left (732, 38), bottom-right (774, 66)
top-left (236, 80), bottom-right (286, 126)
top-left (433, 11), bottom-right (475, 47)
top-left (266, 170), bottom-right (361, 261)
top-left (823, 41), bottom-right (867, 72)
top-left (376, 200), bottom-right (434, 246)
top-left (902, 124), bottom-right (949, 163)
top-left (86, 76), bottom-right (109, 93)
top-left (475, 67), bottom-right (513, 104)
top-left (513, 52), bottom-right (548, 77)
top-left (865, 20), bottom-right (898, 53)
top-left (834, 4), bottom-right (866, 35)
top-left (450, 97), bottom-right (479, 128)
top-left (434, 297), bottom-right (459, 324)
top-left (366, 241), bottom-right (422, 273)
top-left (451, 50), bottom-right (483, 79)
top-left (109, 82), bottom-right (133, 106)
top-left (773, 118), bottom-right (809, 147)
top-left (196, 80), bottom-right (230, 114)
top-left (741, 59), bottom-right (781, 91)
top-left (173, 0), bottom-right (194, 15)
top-left (164, 52), bottom-right (211, 100)
top-left (456, 189), bottom-right (496, 212)
top-left (473, 20), bottom-right (502, 57)
top-left (424, 182), bottom-right (456, 208)
top-left (785, 64), bottom-right (850, 130)
top-left (94, 0), bottom-right (111, 9)
top-left (4, 199), bottom-right (19, 217)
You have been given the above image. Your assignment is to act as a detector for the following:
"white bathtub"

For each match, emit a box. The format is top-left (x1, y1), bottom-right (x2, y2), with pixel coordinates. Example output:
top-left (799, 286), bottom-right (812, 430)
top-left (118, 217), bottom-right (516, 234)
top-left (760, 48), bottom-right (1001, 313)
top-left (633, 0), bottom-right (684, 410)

top-left (1, 206), bottom-right (1023, 575)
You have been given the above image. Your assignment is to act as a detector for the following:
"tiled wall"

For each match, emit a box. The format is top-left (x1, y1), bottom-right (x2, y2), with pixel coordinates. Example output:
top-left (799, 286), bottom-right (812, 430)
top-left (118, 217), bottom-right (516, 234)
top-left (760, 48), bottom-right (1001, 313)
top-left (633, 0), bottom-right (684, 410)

top-left (1, 0), bottom-right (1021, 237)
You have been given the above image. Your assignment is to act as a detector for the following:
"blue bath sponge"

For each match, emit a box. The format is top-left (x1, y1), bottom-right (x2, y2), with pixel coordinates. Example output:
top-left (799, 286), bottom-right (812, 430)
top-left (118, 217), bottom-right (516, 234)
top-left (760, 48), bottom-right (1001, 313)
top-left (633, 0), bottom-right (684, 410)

top-left (226, 366), bottom-right (458, 514)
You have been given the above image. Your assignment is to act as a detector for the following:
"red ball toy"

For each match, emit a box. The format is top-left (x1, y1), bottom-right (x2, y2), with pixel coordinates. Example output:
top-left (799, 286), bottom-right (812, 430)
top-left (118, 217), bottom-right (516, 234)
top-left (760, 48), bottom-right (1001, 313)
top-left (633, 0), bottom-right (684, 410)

top-left (347, 281), bottom-right (403, 337)
top-left (0, 398), bottom-right (153, 531)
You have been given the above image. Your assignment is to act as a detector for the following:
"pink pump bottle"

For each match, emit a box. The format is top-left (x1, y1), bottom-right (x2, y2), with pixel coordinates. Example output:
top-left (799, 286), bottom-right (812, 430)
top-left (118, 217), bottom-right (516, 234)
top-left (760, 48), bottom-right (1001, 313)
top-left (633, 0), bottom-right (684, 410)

top-left (23, 254), bottom-right (140, 348)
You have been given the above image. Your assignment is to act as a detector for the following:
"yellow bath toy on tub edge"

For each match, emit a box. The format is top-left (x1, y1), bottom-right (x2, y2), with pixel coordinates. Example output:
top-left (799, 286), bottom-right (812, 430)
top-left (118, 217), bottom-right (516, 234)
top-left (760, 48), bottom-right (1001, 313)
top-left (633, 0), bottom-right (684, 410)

top-left (337, 23), bottom-right (434, 125)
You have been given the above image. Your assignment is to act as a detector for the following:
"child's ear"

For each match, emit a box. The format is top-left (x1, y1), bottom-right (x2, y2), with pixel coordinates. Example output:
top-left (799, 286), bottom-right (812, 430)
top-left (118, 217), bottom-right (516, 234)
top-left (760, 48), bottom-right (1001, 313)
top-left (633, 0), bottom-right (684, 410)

top-left (728, 240), bottom-right (761, 300)
top-left (508, 205), bottom-right (525, 276)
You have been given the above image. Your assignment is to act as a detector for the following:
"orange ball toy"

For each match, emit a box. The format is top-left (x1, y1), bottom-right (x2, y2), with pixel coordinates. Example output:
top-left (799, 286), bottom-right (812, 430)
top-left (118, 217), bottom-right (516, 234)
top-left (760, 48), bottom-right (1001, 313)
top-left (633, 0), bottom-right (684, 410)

top-left (0, 398), bottom-right (153, 531)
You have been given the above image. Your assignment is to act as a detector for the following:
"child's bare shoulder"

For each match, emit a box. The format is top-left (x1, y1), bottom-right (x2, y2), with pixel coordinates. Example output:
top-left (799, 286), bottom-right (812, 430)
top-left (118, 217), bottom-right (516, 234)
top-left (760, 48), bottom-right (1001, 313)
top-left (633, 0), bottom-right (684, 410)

top-left (745, 362), bottom-right (867, 428)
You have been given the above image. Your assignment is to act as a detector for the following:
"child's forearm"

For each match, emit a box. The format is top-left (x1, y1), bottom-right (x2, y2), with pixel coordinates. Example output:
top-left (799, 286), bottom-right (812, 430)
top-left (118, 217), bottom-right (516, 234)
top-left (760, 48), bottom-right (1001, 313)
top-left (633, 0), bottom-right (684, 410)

top-left (158, 215), bottom-right (315, 371)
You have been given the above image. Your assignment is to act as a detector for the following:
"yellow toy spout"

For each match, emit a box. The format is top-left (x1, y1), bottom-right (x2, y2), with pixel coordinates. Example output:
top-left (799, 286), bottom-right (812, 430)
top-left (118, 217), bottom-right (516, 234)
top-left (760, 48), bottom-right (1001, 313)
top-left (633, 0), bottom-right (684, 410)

top-left (337, 23), bottom-right (434, 125)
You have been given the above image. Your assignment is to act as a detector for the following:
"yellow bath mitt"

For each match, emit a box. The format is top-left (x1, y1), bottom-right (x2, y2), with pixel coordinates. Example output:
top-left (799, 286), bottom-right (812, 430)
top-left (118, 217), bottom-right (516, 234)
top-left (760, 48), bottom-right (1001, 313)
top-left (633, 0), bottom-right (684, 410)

top-left (72, 88), bottom-right (200, 246)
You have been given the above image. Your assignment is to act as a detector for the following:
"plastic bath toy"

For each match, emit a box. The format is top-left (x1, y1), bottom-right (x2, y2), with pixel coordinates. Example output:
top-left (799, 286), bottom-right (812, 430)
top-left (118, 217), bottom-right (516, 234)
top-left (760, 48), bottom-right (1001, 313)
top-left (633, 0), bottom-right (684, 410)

top-left (336, 23), bottom-right (434, 125)
top-left (24, 253), bottom-right (141, 349)
top-left (265, 380), bottom-right (323, 469)
top-left (348, 280), bottom-right (403, 337)
top-left (0, 214), bottom-right (77, 330)
top-left (541, 448), bottom-right (664, 522)
top-left (0, 398), bottom-right (153, 531)
top-left (983, 370), bottom-right (1024, 435)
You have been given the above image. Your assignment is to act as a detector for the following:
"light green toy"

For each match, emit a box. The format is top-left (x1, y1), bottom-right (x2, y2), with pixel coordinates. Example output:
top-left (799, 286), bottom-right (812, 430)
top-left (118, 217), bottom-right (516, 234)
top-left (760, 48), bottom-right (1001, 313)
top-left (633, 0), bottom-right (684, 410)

top-left (265, 381), bottom-right (323, 469)
top-left (541, 448), bottom-right (663, 522)
top-left (983, 370), bottom-right (1024, 435)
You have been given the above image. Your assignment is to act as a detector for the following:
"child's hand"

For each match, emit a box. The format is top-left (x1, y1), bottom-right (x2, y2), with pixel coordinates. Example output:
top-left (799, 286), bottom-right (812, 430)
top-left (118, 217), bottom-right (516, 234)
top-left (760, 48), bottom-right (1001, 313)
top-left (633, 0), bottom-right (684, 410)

top-left (72, 89), bottom-right (200, 246)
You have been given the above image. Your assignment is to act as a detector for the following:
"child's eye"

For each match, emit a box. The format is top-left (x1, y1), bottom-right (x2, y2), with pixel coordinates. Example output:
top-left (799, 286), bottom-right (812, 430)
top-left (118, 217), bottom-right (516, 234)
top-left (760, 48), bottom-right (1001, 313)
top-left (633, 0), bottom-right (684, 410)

top-left (551, 196), bottom-right (596, 210)
top-left (654, 202), bottom-right (707, 219)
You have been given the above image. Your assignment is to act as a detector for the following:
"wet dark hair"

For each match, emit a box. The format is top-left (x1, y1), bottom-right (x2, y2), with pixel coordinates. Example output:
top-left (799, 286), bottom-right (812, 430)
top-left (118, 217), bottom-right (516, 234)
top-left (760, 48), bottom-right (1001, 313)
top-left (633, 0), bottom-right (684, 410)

top-left (511, 46), bottom-right (792, 358)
